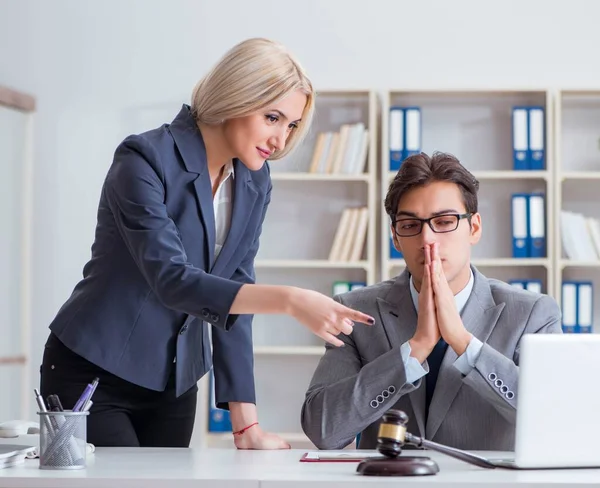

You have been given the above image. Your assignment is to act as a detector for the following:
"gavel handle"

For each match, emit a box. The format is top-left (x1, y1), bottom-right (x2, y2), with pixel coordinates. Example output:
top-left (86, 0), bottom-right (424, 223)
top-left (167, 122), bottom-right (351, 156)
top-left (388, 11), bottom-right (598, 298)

top-left (404, 432), bottom-right (497, 469)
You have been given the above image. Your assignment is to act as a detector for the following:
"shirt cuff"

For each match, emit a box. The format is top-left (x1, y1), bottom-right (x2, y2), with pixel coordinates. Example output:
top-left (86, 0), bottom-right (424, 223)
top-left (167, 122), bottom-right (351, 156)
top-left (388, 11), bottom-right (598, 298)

top-left (453, 336), bottom-right (484, 376)
top-left (400, 341), bottom-right (428, 385)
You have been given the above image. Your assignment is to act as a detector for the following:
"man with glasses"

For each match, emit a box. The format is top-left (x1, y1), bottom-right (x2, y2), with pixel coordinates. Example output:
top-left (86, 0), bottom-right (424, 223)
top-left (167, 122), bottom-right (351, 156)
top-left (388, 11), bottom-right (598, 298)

top-left (301, 151), bottom-right (561, 451)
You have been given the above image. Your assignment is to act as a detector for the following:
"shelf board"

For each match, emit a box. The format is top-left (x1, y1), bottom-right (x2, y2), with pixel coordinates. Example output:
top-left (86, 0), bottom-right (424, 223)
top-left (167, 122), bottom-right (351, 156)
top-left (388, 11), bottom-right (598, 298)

top-left (387, 259), bottom-right (406, 268)
top-left (255, 259), bottom-right (369, 270)
top-left (253, 346), bottom-right (325, 356)
top-left (315, 89), bottom-right (372, 96)
top-left (560, 259), bottom-right (600, 269)
top-left (473, 258), bottom-right (550, 267)
top-left (387, 258), bottom-right (549, 268)
top-left (387, 170), bottom-right (548, 181)
top-left (271, 172), bottom-right (369, 182)
top-left (389, 88), bottom-right (548, 96)
top-left (472, 170), bottom-right (549, 180)
top-left (560, 89), bottom-right (600, 97)
top-left (560, 171), bottom-right (600, 181)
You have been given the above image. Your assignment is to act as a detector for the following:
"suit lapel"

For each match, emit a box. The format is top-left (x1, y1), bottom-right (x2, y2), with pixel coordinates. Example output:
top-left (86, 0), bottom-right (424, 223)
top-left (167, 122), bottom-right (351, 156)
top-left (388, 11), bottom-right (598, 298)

top-left (375, 277), bottom-right (415, 349)
top-left (193, 176), bottom-right (216, 268)
top-left (211, 160), bottom-right (258, 275)
top-left (376, 271), bottom-right (426, 437)
top-left (426, 266), bottom-right (505, 440)
top-left (168, 105), bottom-right (216, 269)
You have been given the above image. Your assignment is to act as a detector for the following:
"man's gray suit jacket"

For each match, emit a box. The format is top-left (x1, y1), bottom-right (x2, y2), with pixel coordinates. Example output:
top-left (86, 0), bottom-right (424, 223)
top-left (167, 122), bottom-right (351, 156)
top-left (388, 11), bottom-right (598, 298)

top-left (301, 266), bottom-right (562, 450)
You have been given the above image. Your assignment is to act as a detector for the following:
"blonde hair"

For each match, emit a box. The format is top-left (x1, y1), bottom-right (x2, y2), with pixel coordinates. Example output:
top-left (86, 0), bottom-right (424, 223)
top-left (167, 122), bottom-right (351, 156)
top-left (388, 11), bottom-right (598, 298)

top-left (191, 38), bottom-right (314, 160)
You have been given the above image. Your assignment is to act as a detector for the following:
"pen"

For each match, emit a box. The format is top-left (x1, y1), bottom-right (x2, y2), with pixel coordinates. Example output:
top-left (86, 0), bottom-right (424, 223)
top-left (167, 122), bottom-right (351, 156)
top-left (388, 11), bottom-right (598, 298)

top-left (46, 395), bottom-right (62, 432)
top-left (34, 388), bottom-right (55, 435)
top-left (47, 395), bottom-right (64, 412)
top-left (84, 377), bottom-right (99, 410)
top-left (73, 377), bottom-right (99, 412)
top-left (34, 388), bottom-right (47, 411)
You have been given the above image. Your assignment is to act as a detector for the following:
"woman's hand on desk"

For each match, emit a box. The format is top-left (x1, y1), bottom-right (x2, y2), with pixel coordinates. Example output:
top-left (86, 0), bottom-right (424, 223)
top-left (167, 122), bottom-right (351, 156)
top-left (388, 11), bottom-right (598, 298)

top-left (229, 402), bottom-right (290, 450)
top-left (234, 425), bottom-right (291, 450)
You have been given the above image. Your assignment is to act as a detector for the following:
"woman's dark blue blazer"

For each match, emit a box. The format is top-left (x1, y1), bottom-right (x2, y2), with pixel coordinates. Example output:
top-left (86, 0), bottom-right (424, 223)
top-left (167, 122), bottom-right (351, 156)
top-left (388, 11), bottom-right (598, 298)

top-left (48, 104), bottom-right (271, 402)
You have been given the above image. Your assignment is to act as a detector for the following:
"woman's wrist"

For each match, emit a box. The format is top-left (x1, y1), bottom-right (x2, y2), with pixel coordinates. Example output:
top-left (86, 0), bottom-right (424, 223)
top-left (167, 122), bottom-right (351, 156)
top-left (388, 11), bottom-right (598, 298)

top-left (228, 402), bottom-right (258, 432)
top-left (232, 422), bottom-right (259, 436)
top-left (281, 285), bottom-right (299, 316)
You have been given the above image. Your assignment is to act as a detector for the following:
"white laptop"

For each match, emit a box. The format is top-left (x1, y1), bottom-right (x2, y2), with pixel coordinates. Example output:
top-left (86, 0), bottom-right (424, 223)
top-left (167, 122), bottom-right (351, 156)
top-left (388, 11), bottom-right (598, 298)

top-left (488, 333), bottom-right (600, 469)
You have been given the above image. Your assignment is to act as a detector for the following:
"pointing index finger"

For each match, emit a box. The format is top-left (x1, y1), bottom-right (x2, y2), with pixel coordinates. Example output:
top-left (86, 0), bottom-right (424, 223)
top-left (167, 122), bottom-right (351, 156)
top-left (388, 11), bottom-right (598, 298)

top-left (349, 309), bottom-right (375, 325)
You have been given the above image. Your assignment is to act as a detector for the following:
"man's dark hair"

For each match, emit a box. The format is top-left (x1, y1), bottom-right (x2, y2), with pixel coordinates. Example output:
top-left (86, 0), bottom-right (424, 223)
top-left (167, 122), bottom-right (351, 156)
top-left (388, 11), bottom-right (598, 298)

top-left (384, 151), bottom-right (480, 220)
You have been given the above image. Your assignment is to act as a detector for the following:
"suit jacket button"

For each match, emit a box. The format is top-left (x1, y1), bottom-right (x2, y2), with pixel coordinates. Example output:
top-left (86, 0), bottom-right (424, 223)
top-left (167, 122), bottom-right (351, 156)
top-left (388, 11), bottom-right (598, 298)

top-left (201, 308), bottom-right (210, 318)
top-left (180, 325), bottom-right (188, 335)
top-left (370, 400), bottom-right (379, 409)
top-left (211, 314), bottom-right (219, 322)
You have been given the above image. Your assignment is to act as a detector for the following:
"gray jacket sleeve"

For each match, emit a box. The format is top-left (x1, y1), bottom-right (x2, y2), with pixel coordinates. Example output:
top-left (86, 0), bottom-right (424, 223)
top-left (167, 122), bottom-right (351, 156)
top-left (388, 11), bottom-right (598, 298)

top-left (300, 296), bottom-right (421, 450)
top-left (461, 295), bottom-right (562, 423)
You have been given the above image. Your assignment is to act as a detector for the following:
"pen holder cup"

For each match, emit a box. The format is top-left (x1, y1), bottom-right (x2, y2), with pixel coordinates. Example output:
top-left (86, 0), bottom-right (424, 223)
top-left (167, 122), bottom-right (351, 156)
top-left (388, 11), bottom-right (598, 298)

top-left (38, 410), bottom-right (89, 470)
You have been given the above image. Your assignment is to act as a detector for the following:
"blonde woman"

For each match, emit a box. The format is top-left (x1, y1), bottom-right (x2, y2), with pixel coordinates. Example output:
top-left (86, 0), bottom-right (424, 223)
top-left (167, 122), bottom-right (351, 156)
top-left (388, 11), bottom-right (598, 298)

top-left (40, 38), bottom-right (374, 449)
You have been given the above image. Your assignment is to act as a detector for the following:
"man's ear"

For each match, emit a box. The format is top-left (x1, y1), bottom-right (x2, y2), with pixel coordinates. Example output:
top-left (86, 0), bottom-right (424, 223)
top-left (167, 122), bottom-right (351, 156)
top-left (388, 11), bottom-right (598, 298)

top-left (391, 226), bottom-right (403, 253)
top-left (469, 212), bottom-right (482, 244)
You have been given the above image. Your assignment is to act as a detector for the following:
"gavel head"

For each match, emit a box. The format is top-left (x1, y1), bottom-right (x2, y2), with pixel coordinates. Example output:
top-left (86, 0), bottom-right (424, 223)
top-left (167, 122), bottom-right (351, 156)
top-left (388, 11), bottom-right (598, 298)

top-left (376, 409), bottom-right (409, 458)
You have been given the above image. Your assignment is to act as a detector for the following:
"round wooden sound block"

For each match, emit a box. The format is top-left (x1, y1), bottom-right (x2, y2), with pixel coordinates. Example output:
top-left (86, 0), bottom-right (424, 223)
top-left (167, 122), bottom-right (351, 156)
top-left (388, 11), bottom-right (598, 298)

top-left (356, 456), bottom-right (440, 476)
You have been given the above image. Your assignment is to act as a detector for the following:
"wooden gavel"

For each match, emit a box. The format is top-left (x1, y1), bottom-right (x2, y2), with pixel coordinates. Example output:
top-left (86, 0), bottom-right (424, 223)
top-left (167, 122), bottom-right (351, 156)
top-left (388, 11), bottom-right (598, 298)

top-left (357, 409), bottom-right (496, 476)
top-left (377, 409), bottom-right (496, 468)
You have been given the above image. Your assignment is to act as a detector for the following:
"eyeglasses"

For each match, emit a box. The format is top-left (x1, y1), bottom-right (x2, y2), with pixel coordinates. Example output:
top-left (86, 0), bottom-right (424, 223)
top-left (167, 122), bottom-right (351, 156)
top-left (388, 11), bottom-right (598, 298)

top-left (392, 213), bottom-right (473, 237)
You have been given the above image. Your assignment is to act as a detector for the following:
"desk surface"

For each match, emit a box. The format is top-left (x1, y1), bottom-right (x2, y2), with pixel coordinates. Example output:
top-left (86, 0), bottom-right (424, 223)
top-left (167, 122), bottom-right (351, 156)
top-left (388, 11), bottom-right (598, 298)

top-left (1, 447), bottom-right (600, 488)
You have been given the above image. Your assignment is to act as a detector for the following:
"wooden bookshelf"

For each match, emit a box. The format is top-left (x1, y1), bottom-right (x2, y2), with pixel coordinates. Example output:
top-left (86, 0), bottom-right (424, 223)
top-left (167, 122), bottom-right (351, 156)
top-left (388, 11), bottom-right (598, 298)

top-left (381, 88), bottom-right (554, 297)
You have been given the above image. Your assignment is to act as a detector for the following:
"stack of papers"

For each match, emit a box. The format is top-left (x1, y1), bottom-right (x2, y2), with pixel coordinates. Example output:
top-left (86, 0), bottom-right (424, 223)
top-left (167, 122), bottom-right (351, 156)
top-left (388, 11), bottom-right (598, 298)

top-left (0, 444), bottom-right (34, 469)
top-left (300, 450), bottom-right (383, 462)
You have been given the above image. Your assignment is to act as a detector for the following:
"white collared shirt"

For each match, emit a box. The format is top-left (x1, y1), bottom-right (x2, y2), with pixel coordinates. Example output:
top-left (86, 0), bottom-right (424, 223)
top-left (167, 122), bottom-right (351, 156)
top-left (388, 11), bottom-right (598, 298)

top-left (400, 268), bottom-right (484, 383)
top-left (212, 161), bottom-right (234, 262)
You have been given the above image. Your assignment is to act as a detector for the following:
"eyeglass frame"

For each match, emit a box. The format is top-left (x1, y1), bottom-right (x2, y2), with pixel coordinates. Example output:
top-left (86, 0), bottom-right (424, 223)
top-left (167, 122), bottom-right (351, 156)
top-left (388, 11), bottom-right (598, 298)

top-left (391, 212), bottom-right (474, 237)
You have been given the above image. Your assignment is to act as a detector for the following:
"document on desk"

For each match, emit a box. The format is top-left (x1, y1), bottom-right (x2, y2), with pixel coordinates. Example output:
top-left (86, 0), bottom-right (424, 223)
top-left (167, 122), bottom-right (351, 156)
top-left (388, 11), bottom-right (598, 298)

top-left (300, 450), bottom-right (382, 462)
top-left (0, 444), bottom-right (34, 469)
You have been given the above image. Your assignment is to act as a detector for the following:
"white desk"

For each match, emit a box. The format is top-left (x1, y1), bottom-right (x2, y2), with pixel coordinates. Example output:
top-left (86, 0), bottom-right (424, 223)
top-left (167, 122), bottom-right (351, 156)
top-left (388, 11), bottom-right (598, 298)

top-left (1, 448), bottom-right (600, 488)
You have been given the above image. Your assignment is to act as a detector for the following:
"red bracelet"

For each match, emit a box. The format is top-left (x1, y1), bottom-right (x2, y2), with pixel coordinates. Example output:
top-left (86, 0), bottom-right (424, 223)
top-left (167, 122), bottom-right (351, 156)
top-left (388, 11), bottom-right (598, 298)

top-left (232, 422), bottom-right (259, 436)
